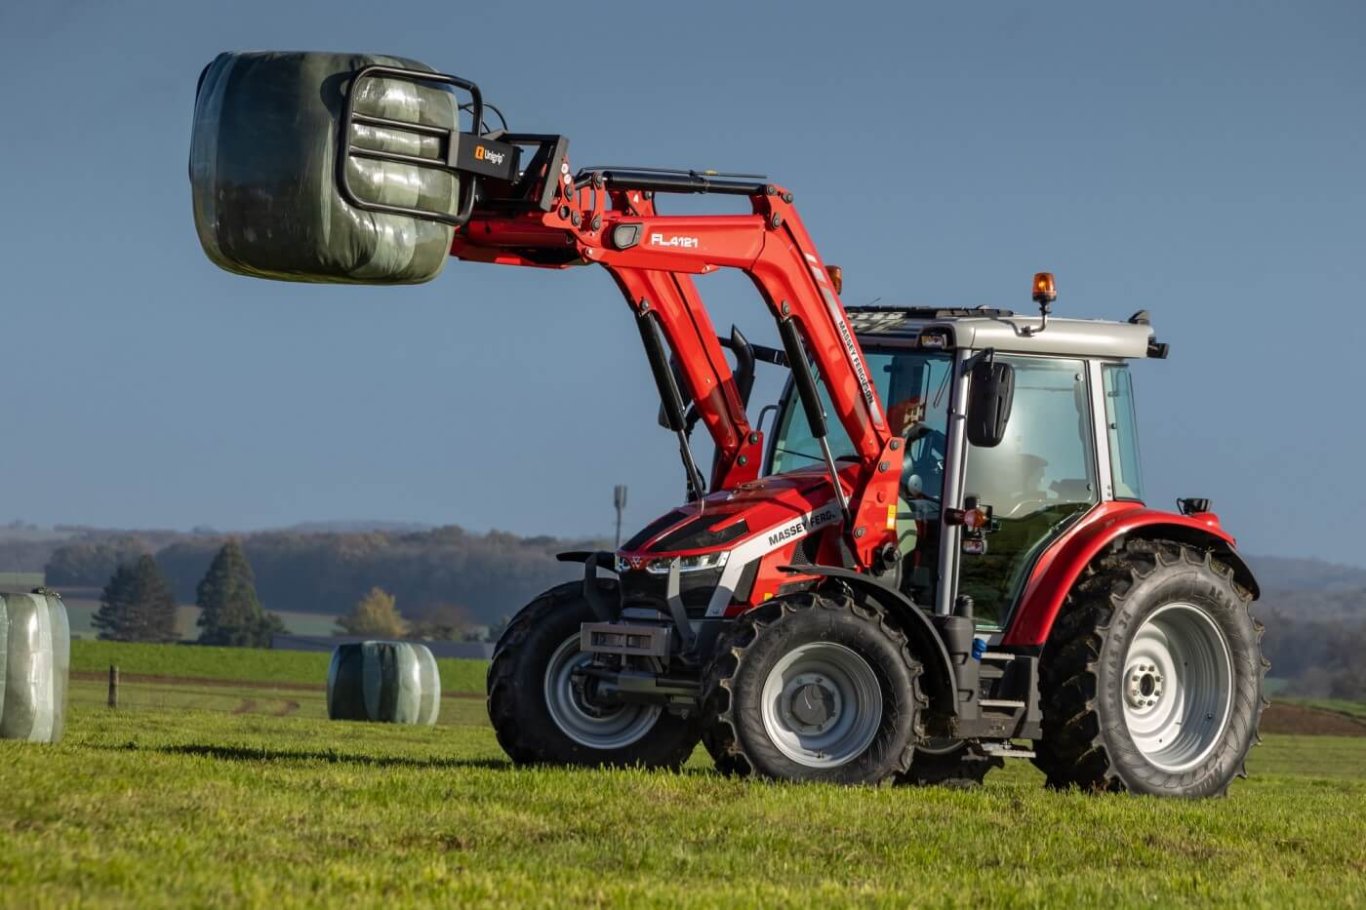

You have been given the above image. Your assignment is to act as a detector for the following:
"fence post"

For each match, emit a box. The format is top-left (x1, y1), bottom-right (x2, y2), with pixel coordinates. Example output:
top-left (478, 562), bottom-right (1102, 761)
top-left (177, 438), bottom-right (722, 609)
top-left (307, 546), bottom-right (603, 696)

top-left (108, 664), bottom-right (119, 710)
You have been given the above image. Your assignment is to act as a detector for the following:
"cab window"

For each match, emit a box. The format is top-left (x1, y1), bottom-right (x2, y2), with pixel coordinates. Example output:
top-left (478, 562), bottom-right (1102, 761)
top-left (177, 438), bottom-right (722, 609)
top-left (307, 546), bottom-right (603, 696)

top-left (1103, 364), bottom-right (1145, 501)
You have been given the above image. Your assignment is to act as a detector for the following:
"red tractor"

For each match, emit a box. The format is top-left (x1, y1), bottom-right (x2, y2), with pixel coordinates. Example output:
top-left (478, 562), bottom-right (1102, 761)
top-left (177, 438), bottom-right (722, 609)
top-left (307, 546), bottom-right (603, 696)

top-left (200, 59), bottom-right (1266, 796)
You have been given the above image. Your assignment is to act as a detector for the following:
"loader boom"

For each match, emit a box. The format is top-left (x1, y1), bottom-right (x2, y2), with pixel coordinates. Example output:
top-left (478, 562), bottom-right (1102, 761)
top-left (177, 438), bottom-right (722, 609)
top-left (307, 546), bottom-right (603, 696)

top-left (450, 163), bottom-right (901, 568)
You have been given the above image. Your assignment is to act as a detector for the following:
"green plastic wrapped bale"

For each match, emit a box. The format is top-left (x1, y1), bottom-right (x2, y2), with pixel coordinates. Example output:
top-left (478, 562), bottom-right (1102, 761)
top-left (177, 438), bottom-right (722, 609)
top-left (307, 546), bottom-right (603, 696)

top-left (190, 51), bottom-right (462, 285)
top-left (0, 591), bottom-right (70, 743)
top-left (327, 641), bottom-right (440, 724)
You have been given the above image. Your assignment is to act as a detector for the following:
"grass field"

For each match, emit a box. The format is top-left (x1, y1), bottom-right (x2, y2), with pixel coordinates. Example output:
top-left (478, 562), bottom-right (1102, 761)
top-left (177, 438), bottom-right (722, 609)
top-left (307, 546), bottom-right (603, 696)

top-left (2, 644), bottom-right (1364, 908)
top-left (70, 639), bottom-right (488, 694)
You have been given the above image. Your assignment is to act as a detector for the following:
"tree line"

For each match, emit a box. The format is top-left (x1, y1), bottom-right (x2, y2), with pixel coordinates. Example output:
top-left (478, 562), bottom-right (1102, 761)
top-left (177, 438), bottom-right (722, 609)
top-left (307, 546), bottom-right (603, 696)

top-left (46, 525), bottom-right (593, 625)
top-left (93, 540), bottom-right (468, 644)
top-left (94, 540), bottom-right (286, 646)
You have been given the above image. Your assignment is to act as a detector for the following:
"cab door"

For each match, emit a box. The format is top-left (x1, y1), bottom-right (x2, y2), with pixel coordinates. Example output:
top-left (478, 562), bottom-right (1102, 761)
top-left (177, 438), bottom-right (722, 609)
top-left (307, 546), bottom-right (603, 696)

top-left (955, 355), bottom-right (1100, 629)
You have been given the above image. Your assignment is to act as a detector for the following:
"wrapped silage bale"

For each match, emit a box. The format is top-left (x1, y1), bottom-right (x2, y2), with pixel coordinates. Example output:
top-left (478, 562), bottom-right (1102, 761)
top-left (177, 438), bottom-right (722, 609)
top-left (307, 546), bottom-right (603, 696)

top-left (0, 591), bottom-right (70, 743)
top-left (327, 641), bottom-right (440, 724)
top-left (189, 51), bottom-right (462, 284)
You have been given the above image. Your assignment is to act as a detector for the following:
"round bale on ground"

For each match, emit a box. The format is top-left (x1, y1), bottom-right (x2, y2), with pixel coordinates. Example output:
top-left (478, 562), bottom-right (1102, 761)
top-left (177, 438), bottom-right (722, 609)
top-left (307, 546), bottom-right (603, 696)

top-left (327, 641), bottom-right (440, 724)
top-left (0, 591), bottom-right (70, 743)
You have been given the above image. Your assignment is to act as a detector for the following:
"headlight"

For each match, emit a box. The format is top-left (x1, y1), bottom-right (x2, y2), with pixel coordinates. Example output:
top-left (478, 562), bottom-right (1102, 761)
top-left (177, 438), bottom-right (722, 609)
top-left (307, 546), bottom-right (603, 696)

top-left (646, 551), bottom-right (729, 574)
top-left (615, 552), bottom-right (730, 574)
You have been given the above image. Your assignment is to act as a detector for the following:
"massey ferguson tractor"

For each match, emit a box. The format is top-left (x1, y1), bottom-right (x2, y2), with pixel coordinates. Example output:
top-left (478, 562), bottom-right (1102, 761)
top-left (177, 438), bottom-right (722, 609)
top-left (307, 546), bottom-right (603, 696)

top-left (192, 53), bottom-right (1266, 797)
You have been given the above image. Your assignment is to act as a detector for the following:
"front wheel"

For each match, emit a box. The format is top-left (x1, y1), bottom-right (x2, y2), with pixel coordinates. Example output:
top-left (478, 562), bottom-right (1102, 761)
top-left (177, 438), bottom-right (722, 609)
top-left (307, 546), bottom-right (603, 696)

top-left (1035, 539), bottom-right (1265, 797)
top-left (701, 591), bottom-right (923, 785)
top-left (487, 582), bottom-right (699, 768)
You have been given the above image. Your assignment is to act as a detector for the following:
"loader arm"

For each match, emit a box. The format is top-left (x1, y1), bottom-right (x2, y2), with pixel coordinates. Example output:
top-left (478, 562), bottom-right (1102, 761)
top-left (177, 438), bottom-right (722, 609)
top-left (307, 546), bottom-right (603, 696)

top-left (326, 65), bottom-right (899, 568)
top-left (450, 163), bottom-right (901, 568)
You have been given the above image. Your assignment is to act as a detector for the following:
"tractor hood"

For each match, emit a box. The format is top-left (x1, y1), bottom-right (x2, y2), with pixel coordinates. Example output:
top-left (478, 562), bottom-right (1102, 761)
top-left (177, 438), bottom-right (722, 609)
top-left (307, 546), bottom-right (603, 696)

top-left (621, 468), bottom-right (845, 558)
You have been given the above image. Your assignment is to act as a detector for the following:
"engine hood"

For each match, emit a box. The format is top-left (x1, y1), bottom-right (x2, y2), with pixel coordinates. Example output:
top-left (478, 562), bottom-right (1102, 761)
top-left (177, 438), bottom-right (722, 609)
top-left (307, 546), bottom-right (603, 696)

top-left (622, 468), bottom-right (846, 557)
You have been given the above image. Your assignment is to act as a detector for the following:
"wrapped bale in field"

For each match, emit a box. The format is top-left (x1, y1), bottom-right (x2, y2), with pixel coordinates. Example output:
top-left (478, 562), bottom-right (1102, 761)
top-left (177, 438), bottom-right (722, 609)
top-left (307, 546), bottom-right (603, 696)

top-left (327, 641), bottom-right (440, 724)
top-left (0, 591), bottom-right (70, 743)
top-left (190, 51), bottom-right (462, 284)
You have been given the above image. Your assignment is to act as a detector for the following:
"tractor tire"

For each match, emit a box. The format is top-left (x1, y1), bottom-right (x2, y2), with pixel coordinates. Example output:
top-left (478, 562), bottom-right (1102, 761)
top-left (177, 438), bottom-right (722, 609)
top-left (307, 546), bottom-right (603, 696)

top-left (1034, 539), bottom-right (1266, 797)
top-left (700, 590), bottom-right (924, 785)
top-left (487, 581), bottom-right (700, 769)
top-left (901, 739), bottom-right (1002, 788)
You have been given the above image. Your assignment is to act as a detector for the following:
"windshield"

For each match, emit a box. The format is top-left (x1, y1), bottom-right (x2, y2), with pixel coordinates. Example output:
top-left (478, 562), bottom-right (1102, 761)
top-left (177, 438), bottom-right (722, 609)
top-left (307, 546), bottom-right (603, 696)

top-left (769, 348), bottom-right (953, 607)
top-left (770, 349), bottom-right (953, 487)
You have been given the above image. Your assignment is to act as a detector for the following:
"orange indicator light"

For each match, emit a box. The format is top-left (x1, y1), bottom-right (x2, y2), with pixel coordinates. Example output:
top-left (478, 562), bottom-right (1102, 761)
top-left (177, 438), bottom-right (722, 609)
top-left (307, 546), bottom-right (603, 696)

top-left (826, 265), bottom-right (844, 294)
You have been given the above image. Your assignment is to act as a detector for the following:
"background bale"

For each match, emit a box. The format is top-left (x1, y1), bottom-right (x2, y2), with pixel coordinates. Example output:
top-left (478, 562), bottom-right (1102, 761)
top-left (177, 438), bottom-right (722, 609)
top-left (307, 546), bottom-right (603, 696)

top-left (327, 641), bottom-right (439, 724)
top-left (189, 50), bottom-right (462, 285)
top-left (0, 592), bottom-right (71, 743)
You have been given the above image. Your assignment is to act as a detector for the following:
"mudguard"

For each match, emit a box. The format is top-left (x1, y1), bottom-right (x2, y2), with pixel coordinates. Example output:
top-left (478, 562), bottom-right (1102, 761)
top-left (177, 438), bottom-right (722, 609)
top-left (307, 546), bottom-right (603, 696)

top-left (1002, 502), bottom-right (1260, 648)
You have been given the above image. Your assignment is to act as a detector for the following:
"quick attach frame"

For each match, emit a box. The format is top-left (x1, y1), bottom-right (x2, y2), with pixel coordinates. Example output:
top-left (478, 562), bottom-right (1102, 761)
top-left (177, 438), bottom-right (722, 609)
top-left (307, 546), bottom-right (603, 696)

top-left (336, 65), bottom-right (523, 227)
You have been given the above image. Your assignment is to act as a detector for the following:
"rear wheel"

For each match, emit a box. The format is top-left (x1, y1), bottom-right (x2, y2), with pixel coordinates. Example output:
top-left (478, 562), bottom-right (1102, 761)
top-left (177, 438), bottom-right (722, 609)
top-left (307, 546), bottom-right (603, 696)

top-left (487, 582), bottom-right (700, 768)
top-left (701, 591), bottom-right (923, 785)
top-left (1035, 539), bottom-right (1265, 797)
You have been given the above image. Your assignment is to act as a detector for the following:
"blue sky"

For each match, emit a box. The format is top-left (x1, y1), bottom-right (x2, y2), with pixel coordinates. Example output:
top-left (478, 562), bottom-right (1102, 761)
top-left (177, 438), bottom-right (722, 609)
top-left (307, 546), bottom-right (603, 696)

top-left (0, 1), bottom-right (1362, 564)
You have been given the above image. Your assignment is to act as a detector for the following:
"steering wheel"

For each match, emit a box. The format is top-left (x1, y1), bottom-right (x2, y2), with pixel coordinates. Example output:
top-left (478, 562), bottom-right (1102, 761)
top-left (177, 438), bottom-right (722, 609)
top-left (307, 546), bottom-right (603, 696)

top-left (902, 425), bottom-right (947, 503)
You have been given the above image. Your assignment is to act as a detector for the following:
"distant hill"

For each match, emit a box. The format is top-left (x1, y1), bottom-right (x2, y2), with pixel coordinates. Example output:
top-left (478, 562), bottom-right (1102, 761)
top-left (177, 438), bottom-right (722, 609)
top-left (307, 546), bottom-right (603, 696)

top-left (274, 520), bottom-right (436, 534)
top-left (1245, 556), bottom-right (1366, 593)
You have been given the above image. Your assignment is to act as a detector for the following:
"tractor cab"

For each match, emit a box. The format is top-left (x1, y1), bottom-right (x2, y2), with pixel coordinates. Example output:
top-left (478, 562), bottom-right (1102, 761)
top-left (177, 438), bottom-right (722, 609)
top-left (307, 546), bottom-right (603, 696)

top-left (764, 295), bottom-right (1162, 633)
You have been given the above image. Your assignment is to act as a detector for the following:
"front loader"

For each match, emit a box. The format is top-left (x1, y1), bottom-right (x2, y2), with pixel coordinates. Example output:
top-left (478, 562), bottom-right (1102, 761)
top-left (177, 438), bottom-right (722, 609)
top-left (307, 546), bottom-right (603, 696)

top-left (192, 55), bottom-right (1266, 796)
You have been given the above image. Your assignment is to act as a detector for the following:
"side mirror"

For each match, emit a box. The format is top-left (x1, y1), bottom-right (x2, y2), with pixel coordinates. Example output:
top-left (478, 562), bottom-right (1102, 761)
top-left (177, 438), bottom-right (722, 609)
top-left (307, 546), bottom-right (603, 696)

top-left (966, 360), bottom-right (1014, 447)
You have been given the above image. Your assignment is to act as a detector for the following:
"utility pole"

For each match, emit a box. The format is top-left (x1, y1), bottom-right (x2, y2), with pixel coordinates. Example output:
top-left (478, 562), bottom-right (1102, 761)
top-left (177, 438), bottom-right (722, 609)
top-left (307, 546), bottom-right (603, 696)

top-left (613, 485), bottom-right (628, 548)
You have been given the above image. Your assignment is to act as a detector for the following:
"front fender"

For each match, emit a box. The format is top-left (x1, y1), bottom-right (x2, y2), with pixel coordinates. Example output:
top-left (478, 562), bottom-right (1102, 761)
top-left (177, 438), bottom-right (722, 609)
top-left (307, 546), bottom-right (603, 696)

top-left (1001, 502), bottom-right (1259, 648)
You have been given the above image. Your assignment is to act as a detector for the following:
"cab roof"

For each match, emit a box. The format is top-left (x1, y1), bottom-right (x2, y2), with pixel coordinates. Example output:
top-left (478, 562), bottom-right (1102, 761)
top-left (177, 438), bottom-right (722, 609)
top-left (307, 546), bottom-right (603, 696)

top-left (844, 307), bottom-right (1164, 360)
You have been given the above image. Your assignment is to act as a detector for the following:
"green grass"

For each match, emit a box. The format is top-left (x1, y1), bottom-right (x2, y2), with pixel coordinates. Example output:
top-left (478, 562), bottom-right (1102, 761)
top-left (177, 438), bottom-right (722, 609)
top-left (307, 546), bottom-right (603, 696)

top-left (2, 643), bottom-right (1361, 908)
top-left (2, 708), bottom-right (1363, 909)
top-left (70, 640), bottom-right (487, 694)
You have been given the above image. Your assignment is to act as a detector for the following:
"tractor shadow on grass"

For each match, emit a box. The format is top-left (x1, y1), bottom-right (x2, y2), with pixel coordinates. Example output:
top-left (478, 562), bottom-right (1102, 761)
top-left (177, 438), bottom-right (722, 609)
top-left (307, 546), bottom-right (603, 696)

top-left (119, 742), bottom-right (513, 771)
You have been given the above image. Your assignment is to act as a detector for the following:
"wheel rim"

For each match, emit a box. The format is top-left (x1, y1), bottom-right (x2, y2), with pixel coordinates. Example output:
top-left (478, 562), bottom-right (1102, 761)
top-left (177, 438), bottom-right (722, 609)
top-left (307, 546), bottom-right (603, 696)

top-left (1121, 602), bottom-right (1234, 772)
top-left (760, 642), bottom-right (883, 769)
top-left (543, 636), bottom-right (661, 750)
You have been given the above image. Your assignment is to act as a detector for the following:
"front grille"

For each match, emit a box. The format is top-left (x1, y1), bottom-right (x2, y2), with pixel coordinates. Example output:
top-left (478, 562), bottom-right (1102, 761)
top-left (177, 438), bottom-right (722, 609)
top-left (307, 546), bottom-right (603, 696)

top-left (618, 567), bottom-right (721, 618)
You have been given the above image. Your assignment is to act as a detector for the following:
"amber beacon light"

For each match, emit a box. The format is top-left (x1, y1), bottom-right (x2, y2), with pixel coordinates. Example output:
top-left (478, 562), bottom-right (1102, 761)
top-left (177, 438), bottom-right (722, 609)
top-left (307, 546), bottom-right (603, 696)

top-left (1032, 271), bottom-right (1057, 305)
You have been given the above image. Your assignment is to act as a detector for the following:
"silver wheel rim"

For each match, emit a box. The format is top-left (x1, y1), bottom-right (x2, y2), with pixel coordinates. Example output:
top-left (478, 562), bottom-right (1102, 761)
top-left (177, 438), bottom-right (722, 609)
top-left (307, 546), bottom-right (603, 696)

top-left (543, 635), bottom-right (661, 750)
top-left (1121, 602), bottom-right (1234, 772)
top-left (760, 642), bottom-right (883, 769)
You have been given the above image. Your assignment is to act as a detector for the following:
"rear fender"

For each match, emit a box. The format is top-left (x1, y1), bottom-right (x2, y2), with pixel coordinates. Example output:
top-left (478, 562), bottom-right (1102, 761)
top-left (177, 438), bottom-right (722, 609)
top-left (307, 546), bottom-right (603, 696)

top-left (781, 565), bottom-right (957, 716)
top-left (1001, 503), bottom-right (1260, 648)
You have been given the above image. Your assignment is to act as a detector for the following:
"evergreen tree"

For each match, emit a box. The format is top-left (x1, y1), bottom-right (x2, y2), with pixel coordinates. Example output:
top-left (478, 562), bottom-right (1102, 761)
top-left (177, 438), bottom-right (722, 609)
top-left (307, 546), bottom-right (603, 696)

top-left (93, 555), bottom-right (179, 642)
top-left (196, 540), bottom-right (285, 647)
top-left (336, 587), bottom-right (408, 638)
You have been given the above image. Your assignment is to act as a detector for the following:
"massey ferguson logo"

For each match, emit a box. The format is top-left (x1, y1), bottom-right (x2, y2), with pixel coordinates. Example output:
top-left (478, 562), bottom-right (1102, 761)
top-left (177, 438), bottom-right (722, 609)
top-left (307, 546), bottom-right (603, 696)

top-left (628, 556), bottom-right (644, 570)
top-left (649, 233), bottom-right (700, 249)
top-left (474, 145), bottom-right (505, 165)
top-left (765, 506), bottom-right (840, 549)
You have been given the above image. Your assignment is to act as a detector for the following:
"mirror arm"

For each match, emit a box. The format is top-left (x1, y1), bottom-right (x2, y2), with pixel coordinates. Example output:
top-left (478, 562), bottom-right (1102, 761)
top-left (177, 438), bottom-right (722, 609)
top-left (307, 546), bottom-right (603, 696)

top-left (962, 347), bottom-right (997, 373)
